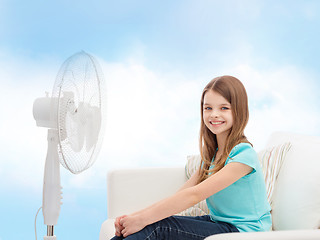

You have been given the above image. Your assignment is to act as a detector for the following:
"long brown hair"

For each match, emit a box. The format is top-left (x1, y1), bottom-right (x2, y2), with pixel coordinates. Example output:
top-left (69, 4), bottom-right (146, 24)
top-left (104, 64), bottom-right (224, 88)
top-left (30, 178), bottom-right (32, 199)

top-left (198, 75), bottom-right (251, 183)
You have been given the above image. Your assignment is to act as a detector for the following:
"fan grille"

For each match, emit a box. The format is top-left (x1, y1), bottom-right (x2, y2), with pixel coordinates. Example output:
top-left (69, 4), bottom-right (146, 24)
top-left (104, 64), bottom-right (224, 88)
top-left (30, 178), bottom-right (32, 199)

top-left (52, 51), bottom-right (106, 174)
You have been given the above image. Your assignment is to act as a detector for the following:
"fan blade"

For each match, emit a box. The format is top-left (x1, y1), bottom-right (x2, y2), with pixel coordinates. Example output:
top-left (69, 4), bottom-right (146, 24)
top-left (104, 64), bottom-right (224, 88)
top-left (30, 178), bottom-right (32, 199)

top-left (85, 106), bottom-right (101, 152)
top-left (68, 103), bottom-right (85, 152)
top-left (59, 91), bottom-right (76, 142)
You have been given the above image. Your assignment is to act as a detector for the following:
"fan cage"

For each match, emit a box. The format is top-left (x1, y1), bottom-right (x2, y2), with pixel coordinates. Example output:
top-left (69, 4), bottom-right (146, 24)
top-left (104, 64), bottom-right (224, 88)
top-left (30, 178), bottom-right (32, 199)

top-left (51, 51), bottom-right (106, 174)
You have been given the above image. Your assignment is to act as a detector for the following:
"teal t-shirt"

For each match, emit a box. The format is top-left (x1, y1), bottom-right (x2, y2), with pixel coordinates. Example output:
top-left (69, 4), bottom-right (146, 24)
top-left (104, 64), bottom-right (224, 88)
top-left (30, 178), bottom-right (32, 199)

top-left (206, 143), bottom-right (272, 232)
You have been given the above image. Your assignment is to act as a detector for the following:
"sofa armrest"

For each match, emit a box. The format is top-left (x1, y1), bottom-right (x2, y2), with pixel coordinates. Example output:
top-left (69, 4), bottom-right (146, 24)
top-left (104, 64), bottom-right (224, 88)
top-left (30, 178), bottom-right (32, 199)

top-left (99, 219), bottom-right (115, 240)
top-left (107, 167), bottom-right (187, 219)
top-left (205, 230), bottom-right (320, 240)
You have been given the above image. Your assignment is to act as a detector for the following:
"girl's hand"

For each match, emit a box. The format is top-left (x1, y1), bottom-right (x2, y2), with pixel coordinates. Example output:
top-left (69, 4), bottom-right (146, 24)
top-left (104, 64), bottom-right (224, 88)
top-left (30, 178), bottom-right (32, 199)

top-left (120, 214), bottom-right (147, 237)
top-left (114, 215), bottom-right (127, 236)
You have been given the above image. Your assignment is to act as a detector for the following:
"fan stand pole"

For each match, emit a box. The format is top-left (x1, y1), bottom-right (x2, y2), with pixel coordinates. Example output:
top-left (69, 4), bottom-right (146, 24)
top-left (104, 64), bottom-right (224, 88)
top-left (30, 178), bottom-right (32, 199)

top-left (44, 225), bottom-right (56, 240)
top-left (43, 129), bottom-right (61, 240)
top-left (47, 225), bottom-right (54, 236)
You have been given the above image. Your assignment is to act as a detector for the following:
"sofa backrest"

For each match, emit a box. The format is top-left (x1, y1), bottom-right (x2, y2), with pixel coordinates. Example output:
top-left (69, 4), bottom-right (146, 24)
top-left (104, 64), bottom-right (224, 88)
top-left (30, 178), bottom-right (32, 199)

top-left (266, 132), bottom-right (320, 230)
top-left (107, 167), bottom-right (186, 219)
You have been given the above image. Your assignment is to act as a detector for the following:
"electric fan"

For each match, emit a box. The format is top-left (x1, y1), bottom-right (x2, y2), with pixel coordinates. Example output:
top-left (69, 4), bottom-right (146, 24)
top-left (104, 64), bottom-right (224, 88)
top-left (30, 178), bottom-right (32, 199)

top-left (33, 51), bottom-right (106, 239)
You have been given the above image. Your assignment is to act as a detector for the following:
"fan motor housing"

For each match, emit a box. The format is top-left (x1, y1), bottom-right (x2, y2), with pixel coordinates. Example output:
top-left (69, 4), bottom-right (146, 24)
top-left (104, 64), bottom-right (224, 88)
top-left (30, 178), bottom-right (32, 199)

top-left (33, 96), bottom-right (58, 129)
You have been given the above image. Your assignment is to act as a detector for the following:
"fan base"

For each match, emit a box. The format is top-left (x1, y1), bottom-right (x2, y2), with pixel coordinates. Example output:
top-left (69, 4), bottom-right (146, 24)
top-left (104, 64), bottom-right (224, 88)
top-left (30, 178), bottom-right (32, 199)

top-left (44, 236), bottom-right (56, 240)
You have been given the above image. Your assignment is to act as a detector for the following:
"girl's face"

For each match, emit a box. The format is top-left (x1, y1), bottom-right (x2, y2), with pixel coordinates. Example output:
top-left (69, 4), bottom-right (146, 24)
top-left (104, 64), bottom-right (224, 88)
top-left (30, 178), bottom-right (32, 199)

top-left (203, 90), bottom-right (233, 138)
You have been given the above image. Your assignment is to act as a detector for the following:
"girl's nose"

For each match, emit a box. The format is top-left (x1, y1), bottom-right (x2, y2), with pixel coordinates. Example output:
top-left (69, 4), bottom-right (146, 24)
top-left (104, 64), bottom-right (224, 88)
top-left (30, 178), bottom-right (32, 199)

top-left (210, 109), bottom-right (219, 118)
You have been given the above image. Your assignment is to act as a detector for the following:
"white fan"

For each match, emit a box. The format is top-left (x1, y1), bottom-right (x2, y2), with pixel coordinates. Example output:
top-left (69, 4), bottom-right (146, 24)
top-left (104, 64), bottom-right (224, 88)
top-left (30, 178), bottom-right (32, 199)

top-left (33, 51), bottom-right (106, 239)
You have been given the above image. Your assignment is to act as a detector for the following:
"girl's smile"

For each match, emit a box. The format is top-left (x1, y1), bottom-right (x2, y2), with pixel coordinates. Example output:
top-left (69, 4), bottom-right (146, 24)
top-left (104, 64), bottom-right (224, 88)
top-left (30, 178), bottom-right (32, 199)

top-left (209, 121), bottom-right (225, 125)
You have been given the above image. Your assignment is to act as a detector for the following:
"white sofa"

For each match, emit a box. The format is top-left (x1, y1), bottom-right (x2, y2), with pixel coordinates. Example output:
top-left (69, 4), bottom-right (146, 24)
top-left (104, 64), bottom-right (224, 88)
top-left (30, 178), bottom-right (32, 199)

top-left (99, 132), bottom-right (320, 240)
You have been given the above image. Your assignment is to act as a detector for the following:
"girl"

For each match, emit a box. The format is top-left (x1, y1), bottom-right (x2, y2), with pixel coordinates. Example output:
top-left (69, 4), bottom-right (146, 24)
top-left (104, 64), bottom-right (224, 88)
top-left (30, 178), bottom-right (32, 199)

top-left (111, 75), bottom-right (272, 240)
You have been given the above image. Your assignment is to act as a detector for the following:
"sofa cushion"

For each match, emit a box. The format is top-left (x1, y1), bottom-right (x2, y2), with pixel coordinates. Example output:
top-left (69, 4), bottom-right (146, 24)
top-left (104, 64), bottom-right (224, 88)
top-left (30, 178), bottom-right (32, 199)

top-left (185, 154), bottom-right (202, 179)
top-left (178, 154), bottom-right (209, 216)
top-left (258, 142), bottom-right (291, 208)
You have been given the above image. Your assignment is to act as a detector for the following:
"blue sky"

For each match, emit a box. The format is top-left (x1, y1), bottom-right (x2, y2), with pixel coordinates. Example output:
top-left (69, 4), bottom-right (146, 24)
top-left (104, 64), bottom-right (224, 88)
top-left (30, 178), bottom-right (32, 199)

top-left (1, 1), bottom-right (320, 239)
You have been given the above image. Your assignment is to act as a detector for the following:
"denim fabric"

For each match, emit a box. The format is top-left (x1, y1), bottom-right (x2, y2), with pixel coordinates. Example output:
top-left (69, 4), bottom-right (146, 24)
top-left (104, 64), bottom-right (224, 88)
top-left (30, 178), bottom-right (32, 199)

top-left (110, 215), bottom-right (239, 240)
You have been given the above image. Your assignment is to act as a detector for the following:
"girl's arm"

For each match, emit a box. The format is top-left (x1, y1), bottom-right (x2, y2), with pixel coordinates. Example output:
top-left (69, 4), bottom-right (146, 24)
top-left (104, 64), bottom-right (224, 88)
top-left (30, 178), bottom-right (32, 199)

top-left (119, 162), bottom-right (252, 237)
top-left (177, 168), bottom-right (200, 192)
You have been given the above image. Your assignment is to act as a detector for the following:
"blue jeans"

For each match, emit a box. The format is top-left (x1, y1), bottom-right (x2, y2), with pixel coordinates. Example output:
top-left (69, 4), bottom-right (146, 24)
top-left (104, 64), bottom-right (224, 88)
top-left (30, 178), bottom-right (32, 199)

top-left (110, 215), bottom-right (239, 240)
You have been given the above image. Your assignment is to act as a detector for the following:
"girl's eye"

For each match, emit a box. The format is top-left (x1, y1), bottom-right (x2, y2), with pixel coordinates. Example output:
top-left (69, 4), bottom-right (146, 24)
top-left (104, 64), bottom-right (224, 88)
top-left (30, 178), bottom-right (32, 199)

top-left (221, 107), bottom-right (229, 110)
top-left (204, 107), bottom-right (212, 110)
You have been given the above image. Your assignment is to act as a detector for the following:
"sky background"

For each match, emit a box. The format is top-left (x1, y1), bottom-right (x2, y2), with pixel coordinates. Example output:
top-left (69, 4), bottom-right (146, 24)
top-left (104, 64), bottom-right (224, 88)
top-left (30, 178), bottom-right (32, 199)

top-left (1, 0), bottom-right (320, 239)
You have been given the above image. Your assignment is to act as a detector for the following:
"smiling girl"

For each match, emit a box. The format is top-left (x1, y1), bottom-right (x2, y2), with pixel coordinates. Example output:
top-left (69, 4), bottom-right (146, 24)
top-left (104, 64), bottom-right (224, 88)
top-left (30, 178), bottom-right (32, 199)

top-left (111, 75), bottom-right (271, 240)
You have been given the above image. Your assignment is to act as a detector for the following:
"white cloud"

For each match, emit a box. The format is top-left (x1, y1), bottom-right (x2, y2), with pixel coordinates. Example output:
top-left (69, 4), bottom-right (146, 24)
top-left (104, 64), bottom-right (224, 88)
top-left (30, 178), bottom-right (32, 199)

top-left (227, 64), bottom-right (320, 150)
top-left (0, 54), bottom-right (203, 192)
top-left (94, 60), bottom-right (203, 168)
top-left (45, 58), bottom-right (204, 190)
top-left (0, 54), bottom-right (59, 191)
top-left (76, 60), bottom-right (320, 189)
top-left (1, 52), bottom-right (320, 193)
